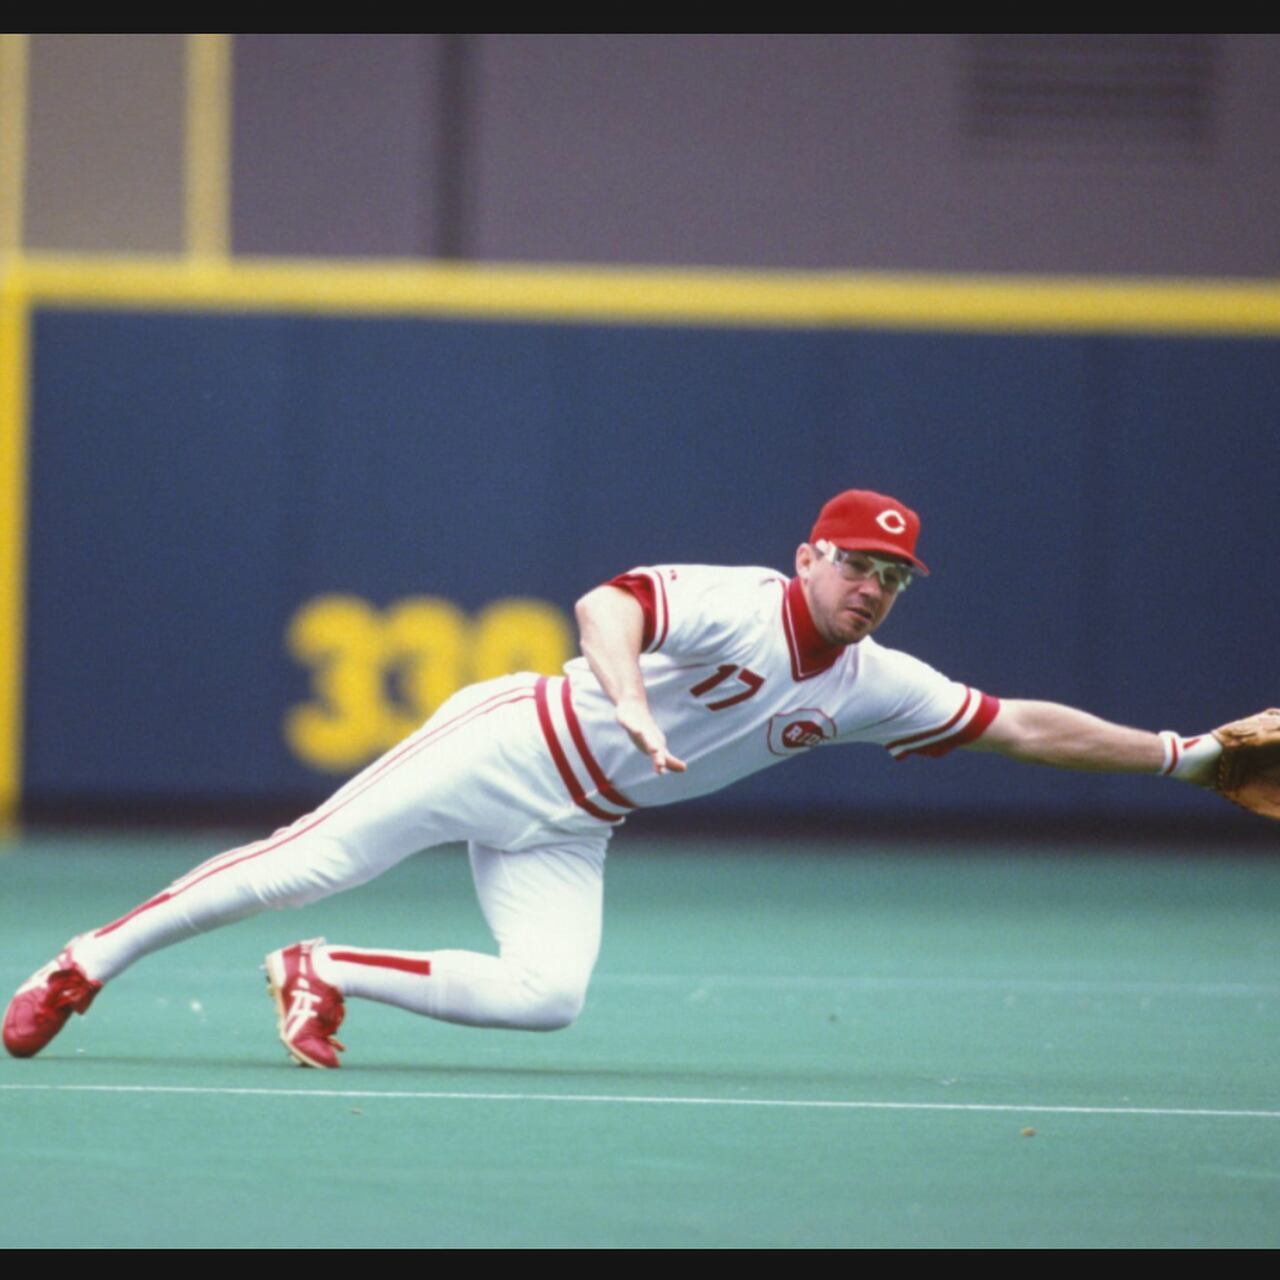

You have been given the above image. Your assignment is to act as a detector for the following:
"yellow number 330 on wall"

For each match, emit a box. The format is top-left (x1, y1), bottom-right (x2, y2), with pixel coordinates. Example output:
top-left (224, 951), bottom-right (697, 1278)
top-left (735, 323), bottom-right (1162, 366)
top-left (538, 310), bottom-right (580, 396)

top-left (284, 594), bottom-right (573, 772)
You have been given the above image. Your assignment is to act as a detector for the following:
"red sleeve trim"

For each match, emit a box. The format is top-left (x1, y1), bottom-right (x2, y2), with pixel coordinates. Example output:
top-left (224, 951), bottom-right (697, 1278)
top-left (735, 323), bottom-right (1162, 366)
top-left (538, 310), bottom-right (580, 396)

top-left (607, 572), bottom-right (657, 651)
top-left (652, 571), bottom-right (670, 650)
top-left (945, 691), bottom-right (1001, 750)
top-left (889, 691), bottom-right (1002, 760)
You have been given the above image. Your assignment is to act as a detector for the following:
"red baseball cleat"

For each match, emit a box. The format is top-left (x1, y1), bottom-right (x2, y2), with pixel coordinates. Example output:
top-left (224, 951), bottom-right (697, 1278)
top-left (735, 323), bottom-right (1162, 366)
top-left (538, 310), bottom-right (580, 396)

top-left (265, 938), bottom-right (346, 1069)
top-left (4, 945), bottom-right (103, 1058)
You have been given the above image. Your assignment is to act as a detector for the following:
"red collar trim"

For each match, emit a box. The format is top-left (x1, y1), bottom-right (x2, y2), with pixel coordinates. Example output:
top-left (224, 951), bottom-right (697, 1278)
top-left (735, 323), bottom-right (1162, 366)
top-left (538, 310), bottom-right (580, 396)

top-left (782, 577), bottom-right (844, 680)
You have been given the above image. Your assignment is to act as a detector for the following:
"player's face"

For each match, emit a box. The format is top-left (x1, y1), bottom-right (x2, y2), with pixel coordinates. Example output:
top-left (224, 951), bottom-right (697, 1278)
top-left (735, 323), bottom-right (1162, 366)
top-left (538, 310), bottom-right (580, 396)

top-left (795, 542), bottom-right (902, 646)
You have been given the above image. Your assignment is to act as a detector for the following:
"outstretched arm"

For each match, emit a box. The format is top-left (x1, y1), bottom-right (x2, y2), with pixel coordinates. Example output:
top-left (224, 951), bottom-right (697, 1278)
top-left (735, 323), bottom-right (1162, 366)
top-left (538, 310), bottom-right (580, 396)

top-left (968, 698), bottom-right (1219, 786)
top-left (574, 586), bottom-right (687, 775)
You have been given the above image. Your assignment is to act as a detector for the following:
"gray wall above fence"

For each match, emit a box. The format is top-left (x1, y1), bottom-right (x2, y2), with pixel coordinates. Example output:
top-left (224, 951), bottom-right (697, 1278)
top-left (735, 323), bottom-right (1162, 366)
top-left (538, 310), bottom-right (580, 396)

top-left (19, 34), bottom-right (1280, 276)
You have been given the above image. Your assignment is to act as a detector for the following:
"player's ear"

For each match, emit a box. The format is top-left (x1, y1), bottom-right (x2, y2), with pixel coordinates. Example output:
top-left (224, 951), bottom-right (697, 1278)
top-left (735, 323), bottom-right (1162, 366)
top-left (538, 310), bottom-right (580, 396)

top-left (795, 543), bottom-right (815, 580)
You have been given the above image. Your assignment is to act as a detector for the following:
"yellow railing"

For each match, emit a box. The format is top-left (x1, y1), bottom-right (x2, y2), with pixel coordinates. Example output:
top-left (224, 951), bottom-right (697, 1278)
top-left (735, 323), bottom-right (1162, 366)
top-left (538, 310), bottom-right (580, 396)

top-left (6, 254), bottom-right (1280, 333)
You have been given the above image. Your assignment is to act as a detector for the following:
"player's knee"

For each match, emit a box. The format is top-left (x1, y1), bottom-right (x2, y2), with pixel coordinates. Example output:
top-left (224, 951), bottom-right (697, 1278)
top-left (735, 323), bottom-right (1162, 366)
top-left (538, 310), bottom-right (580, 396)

top-left (523, 977), bottom-right (588, 1031)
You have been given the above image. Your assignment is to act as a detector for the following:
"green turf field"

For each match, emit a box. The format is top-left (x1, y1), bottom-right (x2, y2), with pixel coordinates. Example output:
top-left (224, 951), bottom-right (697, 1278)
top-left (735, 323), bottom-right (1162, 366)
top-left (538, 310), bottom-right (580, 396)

top-left (2, 831), bottom-right (1277, 1248)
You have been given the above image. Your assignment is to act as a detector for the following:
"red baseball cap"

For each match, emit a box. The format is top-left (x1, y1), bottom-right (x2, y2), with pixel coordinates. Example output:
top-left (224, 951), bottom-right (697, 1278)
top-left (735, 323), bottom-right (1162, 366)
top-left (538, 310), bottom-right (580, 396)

top-left (810, 489), bottom-right (930, 575)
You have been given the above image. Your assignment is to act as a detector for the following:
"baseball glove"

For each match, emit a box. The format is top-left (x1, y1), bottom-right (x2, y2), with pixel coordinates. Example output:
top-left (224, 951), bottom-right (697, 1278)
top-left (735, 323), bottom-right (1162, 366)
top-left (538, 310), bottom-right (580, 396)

top-left (1213, 708), bottom-right (1280, 820)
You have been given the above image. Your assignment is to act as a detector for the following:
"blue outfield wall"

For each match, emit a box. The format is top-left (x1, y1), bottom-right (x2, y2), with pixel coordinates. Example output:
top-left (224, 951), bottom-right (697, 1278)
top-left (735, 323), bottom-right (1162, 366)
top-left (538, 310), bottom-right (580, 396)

top-left (22, 309), bottom-right (1280, 825)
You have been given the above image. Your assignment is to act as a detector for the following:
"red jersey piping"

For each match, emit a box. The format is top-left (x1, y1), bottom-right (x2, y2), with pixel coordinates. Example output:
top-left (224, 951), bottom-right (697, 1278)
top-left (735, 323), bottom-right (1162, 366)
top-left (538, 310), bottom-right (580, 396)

top-left (781, 577), bottom-right (844, 681)
top-left (534, 676), bottom-right (627, 824)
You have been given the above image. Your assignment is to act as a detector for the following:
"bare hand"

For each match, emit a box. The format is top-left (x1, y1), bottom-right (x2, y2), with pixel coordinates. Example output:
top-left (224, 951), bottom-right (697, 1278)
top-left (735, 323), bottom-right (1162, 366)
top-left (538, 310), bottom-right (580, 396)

top-left (616, 699), bottom-right (687, 775)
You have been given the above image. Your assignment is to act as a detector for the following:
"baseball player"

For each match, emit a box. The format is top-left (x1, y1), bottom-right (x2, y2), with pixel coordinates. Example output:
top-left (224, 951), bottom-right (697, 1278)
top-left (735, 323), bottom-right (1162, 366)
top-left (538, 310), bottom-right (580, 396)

top-left (4, 489), bottom-right (1226, 1068)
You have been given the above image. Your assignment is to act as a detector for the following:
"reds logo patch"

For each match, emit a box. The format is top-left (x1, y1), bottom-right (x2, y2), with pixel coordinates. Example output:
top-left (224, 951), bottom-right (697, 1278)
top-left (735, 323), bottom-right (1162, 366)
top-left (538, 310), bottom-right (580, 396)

top-left (783, 721), bottom-right (826, 749)
top-left (875, 509), bottom-right (908, 535)
top-left (767, 709), bottom-right (836, 756)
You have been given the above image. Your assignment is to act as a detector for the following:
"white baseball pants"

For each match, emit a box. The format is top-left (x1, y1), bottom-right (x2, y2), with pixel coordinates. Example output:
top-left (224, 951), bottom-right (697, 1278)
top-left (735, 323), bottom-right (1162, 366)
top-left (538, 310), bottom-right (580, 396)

top-left (70, 675), bottom-right (612, 1030)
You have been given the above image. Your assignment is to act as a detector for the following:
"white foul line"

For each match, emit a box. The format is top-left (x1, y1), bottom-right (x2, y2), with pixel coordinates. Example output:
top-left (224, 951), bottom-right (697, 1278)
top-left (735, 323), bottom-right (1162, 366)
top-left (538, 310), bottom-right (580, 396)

top-left (0, 1083), bottom-right (1277, 1119)
top-left (597, 974), bottom-right (1280, 997)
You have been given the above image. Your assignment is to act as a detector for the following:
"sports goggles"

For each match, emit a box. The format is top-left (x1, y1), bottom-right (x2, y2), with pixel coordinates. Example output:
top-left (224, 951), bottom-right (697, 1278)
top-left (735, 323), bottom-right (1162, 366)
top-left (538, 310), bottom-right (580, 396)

top-left (815, 540), bottom-right (915, 592)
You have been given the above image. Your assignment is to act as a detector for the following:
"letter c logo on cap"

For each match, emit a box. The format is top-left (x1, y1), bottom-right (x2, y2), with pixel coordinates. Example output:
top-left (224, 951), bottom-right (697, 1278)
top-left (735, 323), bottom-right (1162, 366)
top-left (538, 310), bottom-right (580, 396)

top-left (876, 509), bottom-right (907, 535)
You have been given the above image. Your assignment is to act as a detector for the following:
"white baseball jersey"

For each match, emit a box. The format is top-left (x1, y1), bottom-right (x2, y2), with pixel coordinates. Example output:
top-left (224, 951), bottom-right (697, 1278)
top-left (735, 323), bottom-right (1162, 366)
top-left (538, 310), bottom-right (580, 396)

top-left (536, 564), bottom-right (999, 826)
